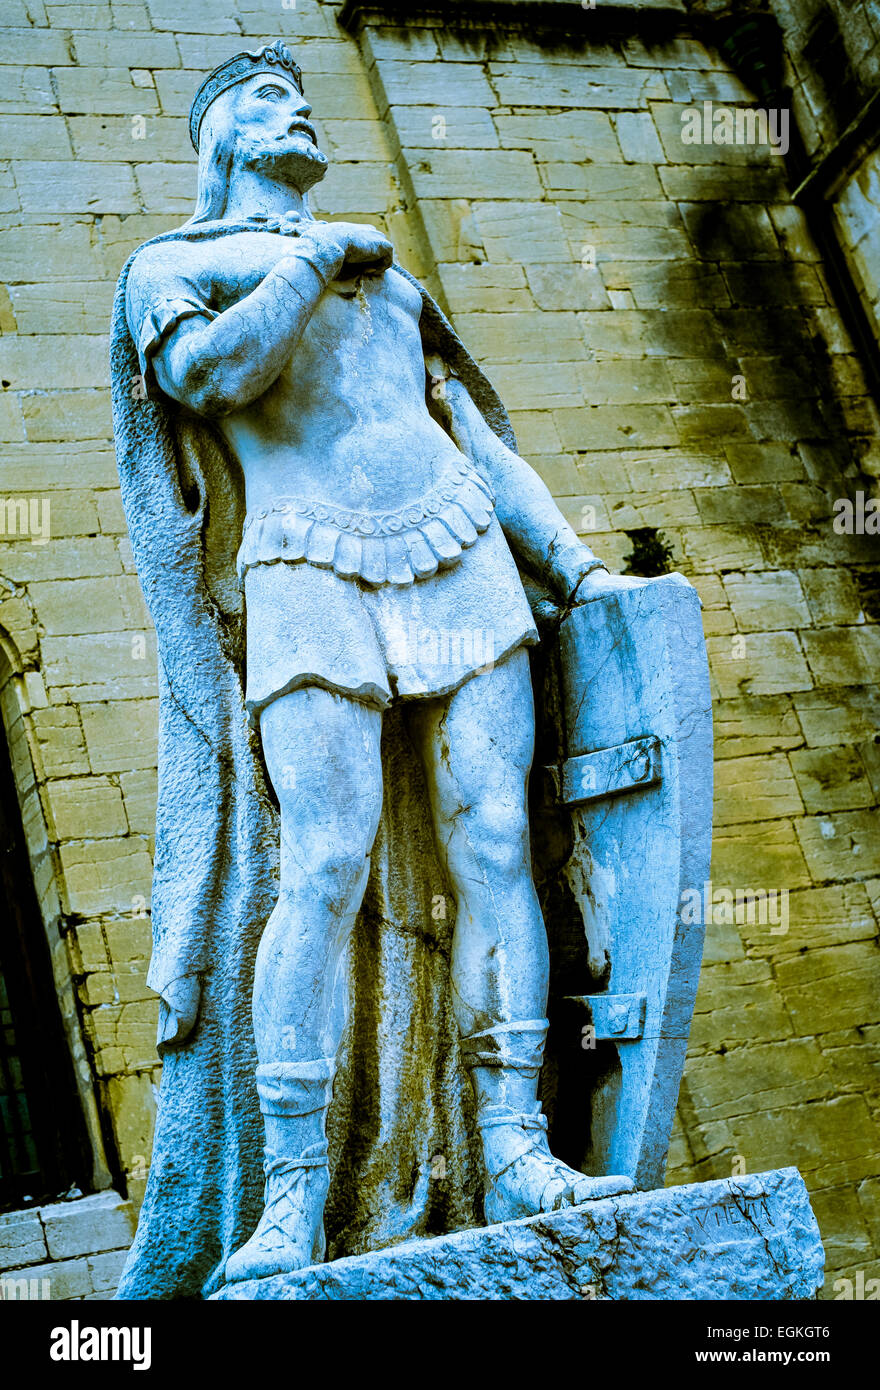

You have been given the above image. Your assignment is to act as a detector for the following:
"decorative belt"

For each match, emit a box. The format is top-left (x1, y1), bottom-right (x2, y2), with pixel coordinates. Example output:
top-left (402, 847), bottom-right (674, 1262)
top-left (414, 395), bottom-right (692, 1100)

top-left (237, 460), bottom-right (495, 587)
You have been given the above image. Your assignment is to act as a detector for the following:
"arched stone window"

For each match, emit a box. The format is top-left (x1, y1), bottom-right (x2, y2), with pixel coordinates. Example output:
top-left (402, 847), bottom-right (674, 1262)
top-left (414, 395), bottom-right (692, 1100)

top-left (0, 617), bottom-right (109, 1212)
top-left (0, 722), bottom-right (92, 1209)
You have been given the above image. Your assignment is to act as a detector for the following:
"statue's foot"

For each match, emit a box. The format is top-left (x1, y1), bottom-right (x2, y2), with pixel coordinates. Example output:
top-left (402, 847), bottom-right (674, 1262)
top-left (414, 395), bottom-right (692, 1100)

top-left (478, 1107), bottom-right (634, 1225)
top-left (225, 1144), bottom-right (329, 1283)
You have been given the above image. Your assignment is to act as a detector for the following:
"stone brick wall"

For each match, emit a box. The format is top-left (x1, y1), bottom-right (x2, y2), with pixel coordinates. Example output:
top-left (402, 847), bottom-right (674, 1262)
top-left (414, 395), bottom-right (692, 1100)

top-left (0, 0), bottom-right (878, 1299)
top-left (0, 1191), bottom-right (136, 1300)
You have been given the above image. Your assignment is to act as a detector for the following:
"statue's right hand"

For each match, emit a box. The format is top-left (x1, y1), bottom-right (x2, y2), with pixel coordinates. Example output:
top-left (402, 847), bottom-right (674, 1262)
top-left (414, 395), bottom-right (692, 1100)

top-left (306, 220), bottom-right (393, 276)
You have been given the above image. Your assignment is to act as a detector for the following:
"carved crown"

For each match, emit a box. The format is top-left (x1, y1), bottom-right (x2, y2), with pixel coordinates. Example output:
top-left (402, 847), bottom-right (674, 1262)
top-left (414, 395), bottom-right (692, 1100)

top-left (189, 39), bottom-right (305, 149)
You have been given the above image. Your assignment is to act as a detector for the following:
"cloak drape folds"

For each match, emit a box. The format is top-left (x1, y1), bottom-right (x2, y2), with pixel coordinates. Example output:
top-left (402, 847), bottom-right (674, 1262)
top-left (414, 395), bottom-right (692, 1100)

top-left (111, 224), bottom-right (532, 1299)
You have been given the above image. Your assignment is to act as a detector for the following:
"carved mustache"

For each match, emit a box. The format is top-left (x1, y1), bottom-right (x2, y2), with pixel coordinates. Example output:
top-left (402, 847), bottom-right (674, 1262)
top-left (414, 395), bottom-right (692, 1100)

top-left (280, 120), bottom-right (317, 146)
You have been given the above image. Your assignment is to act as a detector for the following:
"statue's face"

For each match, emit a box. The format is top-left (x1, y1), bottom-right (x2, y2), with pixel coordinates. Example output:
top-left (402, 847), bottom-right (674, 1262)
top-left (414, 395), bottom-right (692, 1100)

top-left (230, 72), bottom-right (328, 193)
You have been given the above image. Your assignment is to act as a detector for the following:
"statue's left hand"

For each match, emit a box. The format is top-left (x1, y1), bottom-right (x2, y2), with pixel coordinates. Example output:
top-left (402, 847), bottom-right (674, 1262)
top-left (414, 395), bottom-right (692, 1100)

top-left (571, 567), bottom-right (695, 605)
top-left (571, 568), bottom-right (646, 602)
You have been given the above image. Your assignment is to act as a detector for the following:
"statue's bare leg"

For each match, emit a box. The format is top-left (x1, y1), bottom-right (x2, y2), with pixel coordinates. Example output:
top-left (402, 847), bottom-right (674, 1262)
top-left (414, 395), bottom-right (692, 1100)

top-left (226, 686), bottom-right (383, 1281)
top-left (406, 647), bottom-right (632, 1221)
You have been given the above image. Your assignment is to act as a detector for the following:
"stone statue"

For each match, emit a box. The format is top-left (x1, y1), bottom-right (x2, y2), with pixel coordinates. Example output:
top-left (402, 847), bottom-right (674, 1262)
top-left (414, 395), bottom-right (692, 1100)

top-left (110, 42), bottom-right (713, 1300)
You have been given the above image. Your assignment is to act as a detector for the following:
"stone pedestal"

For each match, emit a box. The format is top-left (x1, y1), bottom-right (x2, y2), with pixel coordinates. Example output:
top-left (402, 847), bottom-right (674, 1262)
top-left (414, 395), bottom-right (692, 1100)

top-left (213, 1167), bottom-right (823, 1301)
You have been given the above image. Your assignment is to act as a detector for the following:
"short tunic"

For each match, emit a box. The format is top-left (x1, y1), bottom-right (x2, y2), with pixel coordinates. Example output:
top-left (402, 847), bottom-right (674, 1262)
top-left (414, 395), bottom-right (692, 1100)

top-left (243, 512), bottom-right (538, 724)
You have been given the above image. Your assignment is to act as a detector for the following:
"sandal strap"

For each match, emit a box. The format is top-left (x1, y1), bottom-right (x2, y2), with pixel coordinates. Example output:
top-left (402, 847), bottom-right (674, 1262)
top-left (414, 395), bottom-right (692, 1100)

top-left (476, 1107), bottom-right (548, 1134)
top-left (264, 1142), bottom-right (329, 1180)
top-left (460, 1018), bottom-right (548, 1073)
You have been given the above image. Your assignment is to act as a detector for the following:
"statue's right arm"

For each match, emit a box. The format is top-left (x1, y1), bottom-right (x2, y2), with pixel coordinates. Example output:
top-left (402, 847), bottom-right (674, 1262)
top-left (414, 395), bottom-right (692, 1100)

top-left (145, 230), bottom-right (347, 416)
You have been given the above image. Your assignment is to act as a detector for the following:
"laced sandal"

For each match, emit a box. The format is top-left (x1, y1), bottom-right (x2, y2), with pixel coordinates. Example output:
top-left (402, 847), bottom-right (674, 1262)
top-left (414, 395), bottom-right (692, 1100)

top-left (478, 1106), bottom-right (633, 1223)
top-left (225, 1142), bottom-right (330, 1282)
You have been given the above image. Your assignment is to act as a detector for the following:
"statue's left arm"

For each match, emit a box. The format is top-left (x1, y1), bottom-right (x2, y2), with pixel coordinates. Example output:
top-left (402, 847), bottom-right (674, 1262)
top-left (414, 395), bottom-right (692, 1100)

top-left (427, 358), bottom-right (608, 605)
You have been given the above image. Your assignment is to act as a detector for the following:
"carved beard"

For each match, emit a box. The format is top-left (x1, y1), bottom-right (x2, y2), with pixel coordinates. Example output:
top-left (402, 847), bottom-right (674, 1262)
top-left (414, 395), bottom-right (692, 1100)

top-left (237, 133), bottom-right (328, 193)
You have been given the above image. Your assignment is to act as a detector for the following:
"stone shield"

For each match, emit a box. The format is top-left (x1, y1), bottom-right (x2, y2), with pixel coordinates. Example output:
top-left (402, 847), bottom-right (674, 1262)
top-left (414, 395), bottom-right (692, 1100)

top-left (535, 573), bottom-right (713, 1189)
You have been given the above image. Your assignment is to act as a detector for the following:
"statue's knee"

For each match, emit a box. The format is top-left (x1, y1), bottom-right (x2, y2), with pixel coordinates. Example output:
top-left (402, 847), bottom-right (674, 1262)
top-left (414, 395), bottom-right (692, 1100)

top-left (287, 820), bottom-right (374, 902)
top-left (277, 762), bottom-right (381, 879)
top-left (450, 795), bottom-right (529, 887)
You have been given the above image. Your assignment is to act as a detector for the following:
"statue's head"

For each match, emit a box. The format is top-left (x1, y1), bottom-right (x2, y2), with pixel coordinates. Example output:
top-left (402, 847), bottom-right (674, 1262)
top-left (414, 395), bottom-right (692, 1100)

top-left (188, 39), bottom-right (328, 223)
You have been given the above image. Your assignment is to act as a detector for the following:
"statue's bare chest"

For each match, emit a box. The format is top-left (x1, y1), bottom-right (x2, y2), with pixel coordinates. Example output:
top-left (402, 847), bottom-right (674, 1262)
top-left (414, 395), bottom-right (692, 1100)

top-left (192, 231), bottom-right (423, 361)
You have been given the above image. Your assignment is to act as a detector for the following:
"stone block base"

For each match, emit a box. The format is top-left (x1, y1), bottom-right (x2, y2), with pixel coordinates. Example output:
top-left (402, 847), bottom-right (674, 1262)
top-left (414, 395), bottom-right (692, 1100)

top-left (213, 1167), bottom-right (823, 1301)
top-left (0, 1191), bottom-right (136, 1300)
